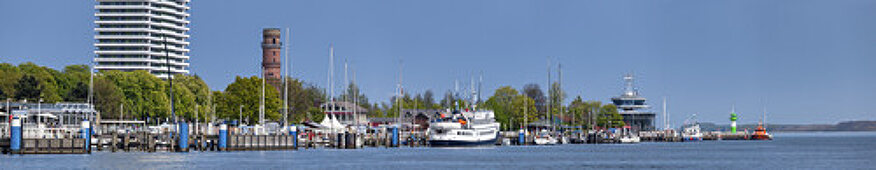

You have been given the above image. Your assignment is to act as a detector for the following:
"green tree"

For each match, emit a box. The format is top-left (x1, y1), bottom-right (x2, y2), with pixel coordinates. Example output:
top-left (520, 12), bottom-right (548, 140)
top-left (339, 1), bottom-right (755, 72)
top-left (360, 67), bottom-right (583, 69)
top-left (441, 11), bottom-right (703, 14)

top-left (282, 78), bottom-right (325, 123)
top-left (14, 75), bottom-right (40, 101)
top-left (422, 90), bottom-right (436, 109)
top-left (568, 96), bottom-right (586, 127)
top-left (596, 104), bottom-right (625, 128)
top-left (339, 82), bottom-right (368, 108)
top-left (307, 107), bottom-right (325, 122)
top-left (174, 74), bottom-right (211, 122)
top-left (522, 83), bottom-right (546, 118)
top-left (102, 70), bottom-right (168, 120)
top-left (0, 63), bottom-right (22, 99)
top-left (58, 65), bottom-right (90, 102)
top-left (439, 90), bottom-right (456, 109)
top-left (94, 76), bottom-right (124, 119)
top-left (215, 76), bottom-right (281, 124)
top-left (17, 62), bottom-right (61, 102)
top-left (510, 95), bottom-right (538, 129)
top-left (368, 103), bottom-right (384, 118)
top-left (548, 82), bottom-right (566, 124)
top-left (485, 86), bottom-right (519, 129)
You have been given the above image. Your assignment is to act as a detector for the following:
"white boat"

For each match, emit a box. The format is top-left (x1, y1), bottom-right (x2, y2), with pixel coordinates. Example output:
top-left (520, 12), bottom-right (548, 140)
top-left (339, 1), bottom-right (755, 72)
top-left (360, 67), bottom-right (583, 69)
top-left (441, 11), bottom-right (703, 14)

top-left (533, 129), bottom-right (558, 145)
top-left (428, 110), bottom-right (500, 147)
top-left (619, 127), bottom-right (640, 143)
top-left (682, 114), bottom-right (703, 141)
top-left (682, 124), bottom-right (703, 141)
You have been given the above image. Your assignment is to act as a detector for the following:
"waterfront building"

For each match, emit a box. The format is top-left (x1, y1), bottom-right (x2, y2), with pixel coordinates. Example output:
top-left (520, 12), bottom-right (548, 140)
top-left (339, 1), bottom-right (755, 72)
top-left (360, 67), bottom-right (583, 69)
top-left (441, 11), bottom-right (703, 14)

top-left (93, 0), bottom-right (191, 79)
top-left (611, 74), bottom-right (656, 131)
top-left (262, 28), bottom-right (282, 92)
top-left (1, 102), bottom-right (97, 138)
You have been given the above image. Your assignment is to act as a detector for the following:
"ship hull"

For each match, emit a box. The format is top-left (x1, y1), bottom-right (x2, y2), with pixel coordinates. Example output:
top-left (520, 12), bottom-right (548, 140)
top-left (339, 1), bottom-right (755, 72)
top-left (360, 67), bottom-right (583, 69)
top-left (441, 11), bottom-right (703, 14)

top-left (429, 138), bottom-right (498, 147)
top-left (751, 134), bottom-right (772, 140)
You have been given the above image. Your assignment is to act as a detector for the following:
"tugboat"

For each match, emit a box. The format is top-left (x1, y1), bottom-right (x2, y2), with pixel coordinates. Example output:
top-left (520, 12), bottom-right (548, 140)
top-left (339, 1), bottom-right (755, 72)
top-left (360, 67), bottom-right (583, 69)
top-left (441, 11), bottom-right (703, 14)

top-left (751, 105), bottom-right (773, 140)
top-left (428, 110), bottom-right (501, 147)
top-left (751, 123), bottom-right (773, 140)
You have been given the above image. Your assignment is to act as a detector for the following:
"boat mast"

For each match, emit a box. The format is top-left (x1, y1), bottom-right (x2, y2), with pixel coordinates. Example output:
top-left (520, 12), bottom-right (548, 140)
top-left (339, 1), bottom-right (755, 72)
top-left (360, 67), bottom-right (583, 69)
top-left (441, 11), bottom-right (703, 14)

top-left (163, 34), bottom-right (176, 124)
top-left (344, 58), bottom-right (348, 125)
top-left (283, 28), bottom-right (290, 127)
top-left (327, 44), bottom-right (334, 132)
top-left (396, 59), bottom-right (402, 127)
top-left (352, 65), bottom-right (358, 126)
top-left (89, 62), bottom-right (94, 123)
top-left (478, 72), bottom-right (483, 106)
top-left (546, 57), bottom-right (552, 131)
top-left (453, 78), bottom-right (460, 111)
top-left (763, 100), bottom-right (767, 129)
top-left (558, 61), bottom-right (563, 127)
top-left (664, 97), bottom-right (669, 130)
top-left (260, 56), bottom-right (265, 126)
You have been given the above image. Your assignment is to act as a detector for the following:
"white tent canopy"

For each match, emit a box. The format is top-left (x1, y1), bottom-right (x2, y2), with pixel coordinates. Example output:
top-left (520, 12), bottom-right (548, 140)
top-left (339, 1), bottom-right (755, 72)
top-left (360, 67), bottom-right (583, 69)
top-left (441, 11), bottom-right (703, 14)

top-left (319, 114), bottom-right (345, 133)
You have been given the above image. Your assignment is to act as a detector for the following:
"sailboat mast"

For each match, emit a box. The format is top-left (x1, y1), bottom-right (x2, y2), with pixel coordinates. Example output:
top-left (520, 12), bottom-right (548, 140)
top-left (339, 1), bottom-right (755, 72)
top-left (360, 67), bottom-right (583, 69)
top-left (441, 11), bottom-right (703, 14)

top-left (325, 45), bottom-right (331, 117)
top-left (260, 61), bottom-right (265, 125)
top-left (89, 63), bottom-right (94, 122)
top-left (344, 59), bottom-right (349, 125)
top-left (283, 28), bottom-right (290, 127)
top-left (330, 46), bottom-right (335, 112)
top-left (352, 65), bottom-right (358, 126)
top-left (478, 72), bottom-right (483, 105)
top-left (329, 45), bottom-right (335, 132)
top-left (397, 59), bottom-right (403, 126)
top-left (558, 62), bottom-right (563, 126)
top-left (546, 57), bottom-right (552, 130)
top-left (763, 102), bottom-right (767, 129)
top-left (345, 59), bottom-right (348, 104)
top-left (663, 97), bottom-right (667, 130)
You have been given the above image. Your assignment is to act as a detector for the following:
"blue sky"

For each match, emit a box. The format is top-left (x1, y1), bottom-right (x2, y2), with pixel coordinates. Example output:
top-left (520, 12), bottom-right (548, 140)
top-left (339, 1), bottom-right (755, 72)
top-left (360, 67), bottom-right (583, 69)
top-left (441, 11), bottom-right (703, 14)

top-left (1, 0), bottom-right (875, 125)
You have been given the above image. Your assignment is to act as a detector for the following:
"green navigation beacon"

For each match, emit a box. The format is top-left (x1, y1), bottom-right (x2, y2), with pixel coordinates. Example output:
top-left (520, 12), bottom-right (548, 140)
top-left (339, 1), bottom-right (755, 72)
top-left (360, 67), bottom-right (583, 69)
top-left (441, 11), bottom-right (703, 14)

top-left (730, 113), bottom-right (738, 133)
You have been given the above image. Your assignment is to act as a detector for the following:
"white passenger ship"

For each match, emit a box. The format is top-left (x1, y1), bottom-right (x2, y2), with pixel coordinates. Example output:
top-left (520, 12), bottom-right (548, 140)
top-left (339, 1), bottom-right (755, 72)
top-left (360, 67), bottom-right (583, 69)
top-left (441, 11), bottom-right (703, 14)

top-left (428, 110), bottom-right (500, 147)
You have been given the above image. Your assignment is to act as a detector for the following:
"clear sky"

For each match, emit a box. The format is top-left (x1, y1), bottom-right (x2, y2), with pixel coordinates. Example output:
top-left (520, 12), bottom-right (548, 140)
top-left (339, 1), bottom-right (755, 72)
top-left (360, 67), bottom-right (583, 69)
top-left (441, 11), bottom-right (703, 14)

top-left (1, 0), bottom-right (875, 126)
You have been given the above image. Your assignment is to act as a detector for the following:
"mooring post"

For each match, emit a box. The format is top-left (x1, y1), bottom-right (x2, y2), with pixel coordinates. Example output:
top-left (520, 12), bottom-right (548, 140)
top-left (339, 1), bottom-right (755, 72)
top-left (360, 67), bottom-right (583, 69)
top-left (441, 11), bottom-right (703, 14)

top-left (289, 125), bottom-right (297, 149)
top-left (178, 121), bottom-right (188, 152)
top-left (519, 129), bottom-right (525, 145)
top-left (10, 116), bottom-right (21, 153)
top-left (219, 124), bottom-right (227, 151)
top-left (391, 126), bottom-right (398, 147)
top-left (80, 120), bottom-right (90, 152)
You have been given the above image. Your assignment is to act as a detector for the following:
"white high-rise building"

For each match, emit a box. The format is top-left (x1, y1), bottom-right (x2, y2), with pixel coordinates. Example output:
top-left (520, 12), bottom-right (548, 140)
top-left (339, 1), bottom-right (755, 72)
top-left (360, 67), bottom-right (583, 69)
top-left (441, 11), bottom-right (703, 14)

top-left (93, 0), bottom-right (191, 79)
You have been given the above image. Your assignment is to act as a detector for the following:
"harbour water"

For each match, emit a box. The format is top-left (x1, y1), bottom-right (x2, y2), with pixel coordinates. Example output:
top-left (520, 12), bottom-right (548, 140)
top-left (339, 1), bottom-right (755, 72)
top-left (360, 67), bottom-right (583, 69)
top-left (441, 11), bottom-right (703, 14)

top-left (3, 132), bottom-right (874, 169)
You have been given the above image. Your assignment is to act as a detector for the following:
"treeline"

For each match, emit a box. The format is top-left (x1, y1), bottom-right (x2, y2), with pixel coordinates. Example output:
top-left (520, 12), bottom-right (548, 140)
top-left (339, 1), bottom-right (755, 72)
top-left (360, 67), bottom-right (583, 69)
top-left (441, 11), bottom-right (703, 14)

top-left (0, 63), bottom-right (90, 102)
top-left (1, 62), bottom-right (624, 128)
top-left (483, 83), bottom-right (625, 130)
top-left (0, 62), bottom-right (328, 125)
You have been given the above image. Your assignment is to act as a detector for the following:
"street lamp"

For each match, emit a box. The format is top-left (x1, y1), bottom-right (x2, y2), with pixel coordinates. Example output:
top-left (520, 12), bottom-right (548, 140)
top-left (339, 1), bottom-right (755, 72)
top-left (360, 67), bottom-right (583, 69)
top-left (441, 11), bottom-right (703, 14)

top-left (239, 105), bottom-right (243, 125)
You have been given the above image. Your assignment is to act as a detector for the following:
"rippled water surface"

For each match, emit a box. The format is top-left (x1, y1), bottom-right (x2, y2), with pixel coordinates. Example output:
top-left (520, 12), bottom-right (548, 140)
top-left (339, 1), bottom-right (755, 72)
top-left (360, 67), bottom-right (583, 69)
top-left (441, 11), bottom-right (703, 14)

top-left (3, 132), bottom-right (875, 169)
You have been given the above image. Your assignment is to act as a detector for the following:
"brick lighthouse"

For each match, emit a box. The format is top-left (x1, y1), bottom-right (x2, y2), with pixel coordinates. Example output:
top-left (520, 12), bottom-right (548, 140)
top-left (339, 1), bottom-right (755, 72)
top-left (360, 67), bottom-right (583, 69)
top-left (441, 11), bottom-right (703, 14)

top-left (262, 28), bottom-right (282, 92)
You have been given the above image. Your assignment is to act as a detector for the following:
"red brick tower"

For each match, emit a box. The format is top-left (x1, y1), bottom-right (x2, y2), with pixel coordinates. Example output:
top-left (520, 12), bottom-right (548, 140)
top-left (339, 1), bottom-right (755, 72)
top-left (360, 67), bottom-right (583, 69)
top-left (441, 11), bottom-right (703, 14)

top-left (262, 28), bottom-right (282, 92)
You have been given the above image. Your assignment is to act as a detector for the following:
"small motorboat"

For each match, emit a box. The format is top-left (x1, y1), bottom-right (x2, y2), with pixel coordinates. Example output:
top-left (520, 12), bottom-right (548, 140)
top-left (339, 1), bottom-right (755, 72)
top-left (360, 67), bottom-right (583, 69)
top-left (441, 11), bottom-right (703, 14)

top-left (533, 129), bottom-right (558, 145)
top-left (619, 127), bottom-right (640, 143)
